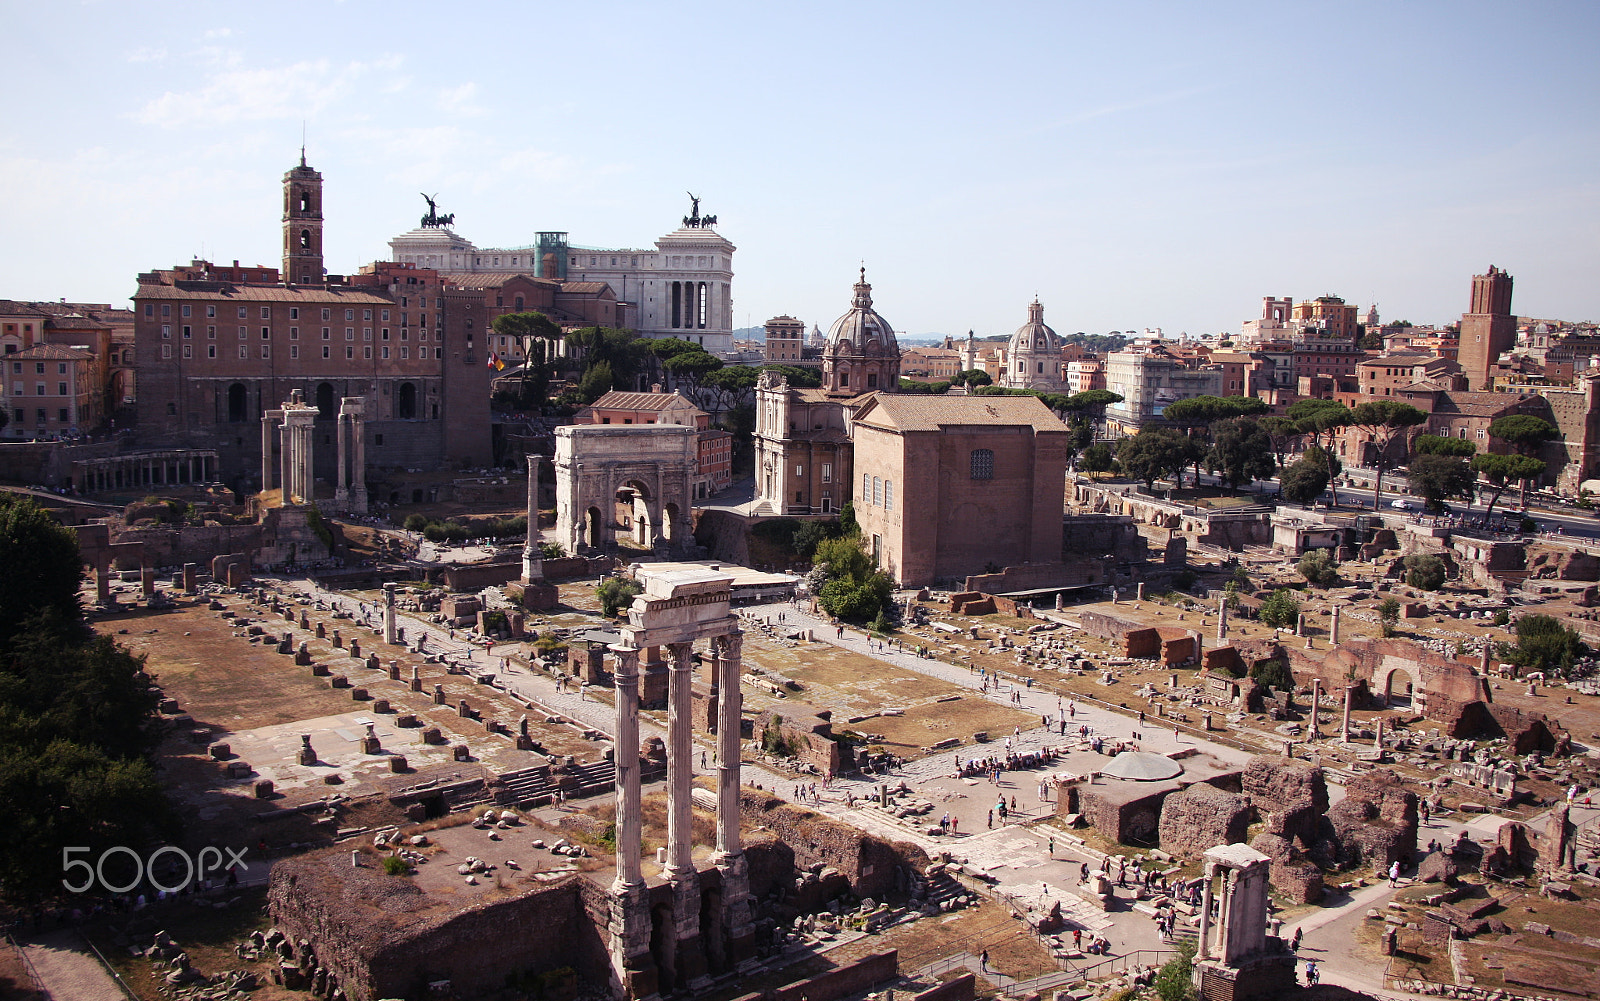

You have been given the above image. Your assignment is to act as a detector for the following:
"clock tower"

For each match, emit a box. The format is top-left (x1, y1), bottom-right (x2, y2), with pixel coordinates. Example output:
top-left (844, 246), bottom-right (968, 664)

top-left (282, 151), bottom-right (324, 285)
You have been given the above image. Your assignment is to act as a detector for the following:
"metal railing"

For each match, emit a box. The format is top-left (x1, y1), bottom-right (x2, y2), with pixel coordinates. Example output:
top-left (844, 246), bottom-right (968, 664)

top-left (3, 931), bottom-right (46, 997)
top-left (77, 930), bottom-right (141, 1001)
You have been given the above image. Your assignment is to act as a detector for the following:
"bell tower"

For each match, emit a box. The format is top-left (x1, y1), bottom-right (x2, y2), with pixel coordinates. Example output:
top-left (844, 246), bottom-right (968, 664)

top-left (282, 150), bottom-right (324, 285)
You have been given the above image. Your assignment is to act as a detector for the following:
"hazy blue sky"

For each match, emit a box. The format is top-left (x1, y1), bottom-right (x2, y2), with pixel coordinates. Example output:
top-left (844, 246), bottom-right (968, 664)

top-left (4, 1), bottom-right (1596, 338)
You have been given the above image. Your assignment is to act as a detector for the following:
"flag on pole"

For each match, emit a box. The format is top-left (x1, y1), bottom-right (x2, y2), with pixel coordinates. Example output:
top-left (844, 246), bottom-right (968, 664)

top-left (487, 351), bottom-right (505, 371)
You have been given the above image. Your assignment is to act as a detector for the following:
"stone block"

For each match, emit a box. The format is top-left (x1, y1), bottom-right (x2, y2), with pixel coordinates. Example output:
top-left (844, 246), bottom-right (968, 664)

top-left (421, 726), bottom-right (444, 744)
top-left (208, 742), bottom-right (232, 760)
top-left (253, 779), bottom-right (274, 799)
top-left (452, 743), bottom-right (471, 761)
top-left (389, 755), bottom-right (408, 773)
top-left (350, 687), bottom-right (369, 700)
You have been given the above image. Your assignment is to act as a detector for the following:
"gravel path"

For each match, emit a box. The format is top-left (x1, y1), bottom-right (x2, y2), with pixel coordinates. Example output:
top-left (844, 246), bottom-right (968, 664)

top-left (19, 932), bottom-right (128, 1001)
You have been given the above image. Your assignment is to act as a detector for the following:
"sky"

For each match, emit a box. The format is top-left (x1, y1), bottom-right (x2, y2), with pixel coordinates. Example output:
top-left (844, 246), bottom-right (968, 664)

top-left (3, 1), bottom-right (1597, 339)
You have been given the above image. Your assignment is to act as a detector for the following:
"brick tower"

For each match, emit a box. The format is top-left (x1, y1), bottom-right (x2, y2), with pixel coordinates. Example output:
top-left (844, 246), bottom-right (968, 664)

top-left (1458, 265), bottom-right (1515, 391)
top-left (282, 151), bottom-right (324, 285)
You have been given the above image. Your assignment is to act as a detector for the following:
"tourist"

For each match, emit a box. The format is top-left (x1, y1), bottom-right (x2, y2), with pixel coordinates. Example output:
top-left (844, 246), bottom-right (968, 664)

top-left (980, 950), bottom-right (989, 972)
top-left (1304, 960), bottom-right (1319, 986)
top-left (1290, 927), bottom-right (1301, 952)
top-left (987, 809), bottom-right (993, 829)
top-left (1389, 860), bottom-right (1401, 886)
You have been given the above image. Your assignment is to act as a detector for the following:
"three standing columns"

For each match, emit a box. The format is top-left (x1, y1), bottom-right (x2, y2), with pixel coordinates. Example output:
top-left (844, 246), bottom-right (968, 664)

top-left (608, 626), bottom-right (752, 1000)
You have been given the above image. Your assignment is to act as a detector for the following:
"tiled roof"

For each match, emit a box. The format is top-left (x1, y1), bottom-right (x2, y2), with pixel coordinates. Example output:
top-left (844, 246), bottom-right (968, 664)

top-left (12, 343), bottom-right (92, 360)
top-left (559, 282), bottom-right (612, 295)
top-left (588, 390), bottom-right (698, 412)
top-left (855, 394), bottom-right (1069, 432)
top-left (437, 272), bottom-right (556, 290)
top-left (1432, 391), bottom-right (1525, 418)
top-left (44, 315), bottom-right (110, 329)
top-left (135, 284), bottom-right (394, 305)
top-left (0, 300), bottom-right (50, 316)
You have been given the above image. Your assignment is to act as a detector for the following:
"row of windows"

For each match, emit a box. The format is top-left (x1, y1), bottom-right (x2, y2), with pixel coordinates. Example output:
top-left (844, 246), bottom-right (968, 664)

top-left (161, 325), bottom-right (433, 343)
top-left (149, 304), bottom-right (407, 323)
top-left (12, 408), bottom-right (72, 424)
top-left (9, 382), bottom-right (71, 396)
top-left (10, 361), bottom-right (69, 375)
top-left (861, 474), bottom-right (894, 511)
top-left (156, 344), bottom-right (442, 361)
top-left (792, 462), bottom-right (833, 483)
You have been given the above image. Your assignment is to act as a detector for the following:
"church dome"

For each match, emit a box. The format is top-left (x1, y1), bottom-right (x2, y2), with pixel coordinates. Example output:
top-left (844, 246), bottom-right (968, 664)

top-left (826, 268), bottom-right (897, 356)
top-left (821, 269), bottom-right (899, 394)
top-left (1009, 299), bottom-right (1059, 355)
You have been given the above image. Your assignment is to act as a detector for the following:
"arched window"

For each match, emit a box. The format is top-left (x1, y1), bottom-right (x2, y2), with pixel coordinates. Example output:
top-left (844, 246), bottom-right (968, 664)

top-left (862, 472), bottom-right (869, 500)
top-left (315, 382), bottom-right (336, 420)
top-left (226, 383), bottom-right (247, 423)
top-left (298, 190), bottom-right (311, 213)
top-left (872, 476), bottom-right (882, 506)
top-left (299, 229), bottom-right (311, 250)
top-left (884, 480), bottom-right (893, 511)
top-left (398, 382), bottom-right (418, 419)
top-left (970, 448), bottom-right (994, 480)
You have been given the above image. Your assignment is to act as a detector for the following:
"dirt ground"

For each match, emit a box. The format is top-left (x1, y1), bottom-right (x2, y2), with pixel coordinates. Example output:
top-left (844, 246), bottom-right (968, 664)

top-left (740, 632), bottom-right (1038, 757)
top-left (84, 888), bottom-right (290, 1001)
top-left (0, 940), bottom-right (48, 1001)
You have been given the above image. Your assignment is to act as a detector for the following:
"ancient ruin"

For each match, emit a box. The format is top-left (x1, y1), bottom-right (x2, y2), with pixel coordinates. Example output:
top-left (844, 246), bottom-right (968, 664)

top-left (553, 425), bottom-right (695, 555)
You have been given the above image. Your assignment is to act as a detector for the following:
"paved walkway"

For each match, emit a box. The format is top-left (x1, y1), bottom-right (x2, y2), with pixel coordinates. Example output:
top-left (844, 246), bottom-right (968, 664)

top-left (19, 931), bottom-right (128, 1001)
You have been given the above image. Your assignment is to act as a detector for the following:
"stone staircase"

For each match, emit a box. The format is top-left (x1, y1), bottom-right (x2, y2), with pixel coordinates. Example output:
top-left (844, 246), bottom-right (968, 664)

top-left (496, 759), bottom-right (617, 807)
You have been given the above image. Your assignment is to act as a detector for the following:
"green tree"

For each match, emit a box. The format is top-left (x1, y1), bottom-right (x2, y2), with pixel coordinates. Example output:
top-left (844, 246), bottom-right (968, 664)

top-left (0, 494), bottom-right (83, 650)
top-left (1115, 428), bottom-right (1195, 492)
top-left (492, 310), bottom-right (562, 403)
top-left (813, 535), bottom-right (894, 623)
top-left (1248, 658), bottom-right (1293, 691)
top-left (792, 519), bottom-right (839, 560)
top-left (1378, 597), bottom-right (1401, 638)
top-left (1280, 447), bottom-right (1332, 505)
top-left (1286, 399), bottom-right (1353, 505)
top-left (661, 348), bottom-right (725, 398)
top-left (1297, 548), bottom-right (1338, 587)
top-left (1205, 416), bottom-right (1277, 491)
top-left (701, 365), bottom-right (760, 413)
top-left (1080, 442), bottom-right (1115, 473)
top-left (1162, 395), bottom-right (1268, 485)
top-left (1403, 553), bottom-right (1447, 591)
top-left (1259, 588), bottom-right (1300, 629)
top-left (1488, 415), bottom-right (1559, 506)
top-left (597, 577), bottom-right (642, 617)
top-left (1347, 400), bottom-right (1427, 508)
top-left (1413, 434), bottom-right (1478, 457)
top-left (576, 359), bottom-right (615, 403)
top-left (1500, 613), bottom-right (1584, 676)
top-left (761, 364), bottom-right (822, 388)
top-left (953, 369), bottom-right (992, 387)
top-left (1154, 940), bottom-right (1196, 1001)
top-left (1407, 453), bottom-right (1476, 512)
top-left (1471, 452), bottom-right (1545, 519)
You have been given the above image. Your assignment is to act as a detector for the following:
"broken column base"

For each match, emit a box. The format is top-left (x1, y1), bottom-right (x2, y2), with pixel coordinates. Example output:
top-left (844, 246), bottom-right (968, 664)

top-left (608, 881), bottom-right (659, 1001)
top-left (1194, 954), bottom-right (1298, 1001)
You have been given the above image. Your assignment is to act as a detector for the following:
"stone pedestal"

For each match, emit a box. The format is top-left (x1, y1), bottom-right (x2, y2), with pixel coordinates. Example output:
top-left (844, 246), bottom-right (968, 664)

top-left (607, 882), bottom-right (658, 1001)
top-left (182, 563), bottom-right (197, 594)
top-left (383, 583), bottom-right (398, 646)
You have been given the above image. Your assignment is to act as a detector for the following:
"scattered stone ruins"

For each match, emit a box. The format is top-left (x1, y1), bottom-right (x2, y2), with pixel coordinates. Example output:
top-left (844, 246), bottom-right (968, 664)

top-left (608, 565), bottom-right (752, 997)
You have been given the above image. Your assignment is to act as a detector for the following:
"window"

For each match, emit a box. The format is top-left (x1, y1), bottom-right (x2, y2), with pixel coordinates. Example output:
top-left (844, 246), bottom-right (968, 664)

top-left (33, 382), bottom-right (43, 395)
top-left (365, 346), bottom-right (373, 359)
top-left (435, 347), bottom-right (442, 358)
top-left (345, 328), bottom-right (354, 341)
top-left (321, 309), bottom-right (331, 321)
top-left (290, 308), bottom-right (299, 320)
top-left (795, 464), bottom-right (803, 477)
top-left (322, 328), bottom-right (330, 339)
top-left (161, 324), bottom-right (171, 338)
top-left (1476, 428), bottom-right (1486, 440)
top-left (400, 346), bottom-right (409, 359)
top-left (58, 408), bottom-right (68, 422)
top-left (237, 307), bottom-right (246, 319)
top-left (161, 304), bottom-right (171, 318)
top-left (862, 472), bottom-right (870, 499)
top-left (885, 480), bottom-right (893, 511)
top-left (238, 326), bottom-right (247, 339)
top-left (290, 327), bottom-right (298, 339)
top-left (363, 309), bottom-right (372, 321)
top-left (57, 363), bottom-right (66, 375)
top-left (822, 463), bottom-right (832, 483)
top-left (207, 325), bottom-right (216, 339)
top-left (181, 345), bottom-right (191, 359)
top-left (161, 345), bottom-right (171, 359)
top-left (322, 346), bottom-right (330, 359)
top-left (381, 346), bottom-right (390, 359)
top-left (970, 448), bottom-right (994, 480)
top-left (144, 304), bottom-right (153, 317)
top-left (208, 345), bottom-right (216, 358)
top-left (289, 345), bottom-right (298, 359)
top-left (872, 476), bottom-right (882, 506)
top-left (206, 305), bottom-right (216, 318)
top-left (345, 309), bottom-right (354, 321)
top-left (238, 346), bottom-right (248, 359)
top-left (262, 327), bottom-right (270, 339)
top-left (346, 346), bottom-right (354, 359)
top-left (181, 304), bottom-right (191, 317)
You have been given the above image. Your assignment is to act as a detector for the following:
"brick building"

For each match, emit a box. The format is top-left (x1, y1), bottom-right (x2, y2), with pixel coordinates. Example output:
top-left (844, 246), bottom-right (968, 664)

top-left (851, 394), bottom-right (1068, 586)
top-left (763, 315), bottom-right (806, 365)
top-left (1458, 266), bottom-right (1516, 391)
top-left (132, 156), bottom-right (498, 495)
top-left (6, 343), bottom-right (98, 436)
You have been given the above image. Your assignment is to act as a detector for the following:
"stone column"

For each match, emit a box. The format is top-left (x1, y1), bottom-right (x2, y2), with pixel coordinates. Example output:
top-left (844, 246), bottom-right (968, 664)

top-left (351, 414), bottom-right (367, 513)
top-left (1196, 862), bottom-right (1215, 961)
top-left (1310, 679), bottom-right (1321, 738)
top-left (1375, 716), bottom-right (1384, 750)
top-left (1330, 605), bottom-right (1342, 646)
top-left (522, 455), bottom-right (544, 582)
top-left (606, 642), bottom-right (656, 999)
top-left (665, 641), bottom-right (705, 985)
top-left (383, 583), bottom-right (398, 646)
top-left (1480, 638), bottom-right (1492, 675)
top-left (300, 421), bottom-right (315, 503)
top-left (260, 416), bottom-right (274, 493)
top-left (1217, 595), bottom-right (1227, 641)
top-left (334, 414), bottom-right (350, 510)
top-left (1342, 685), bottom-right (1353, 742)
top-left (713, 629), bottom-right (754, 967)
top-left (1295, 612), bottom-right (1305, 637)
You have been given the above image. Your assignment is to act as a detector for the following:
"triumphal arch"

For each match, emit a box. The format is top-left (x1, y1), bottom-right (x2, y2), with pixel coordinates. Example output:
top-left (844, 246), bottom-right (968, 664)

top-left (608, 565), bottom-right (753, 997)
top-left (553, 425), bottom-right (695, 555)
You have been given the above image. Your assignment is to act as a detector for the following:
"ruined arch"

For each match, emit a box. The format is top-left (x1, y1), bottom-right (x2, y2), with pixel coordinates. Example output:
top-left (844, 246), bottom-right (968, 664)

top-left (551, 425), bottom-right (696, 556)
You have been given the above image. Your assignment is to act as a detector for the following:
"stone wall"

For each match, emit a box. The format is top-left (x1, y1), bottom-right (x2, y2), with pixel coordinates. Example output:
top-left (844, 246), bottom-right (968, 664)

top-left (1242, 755), bottom-right (1328, 848)
top-left (1060, 779), bottom-right (1181, 845)
top-left (1286, 637), bottom-right (1494, 737)
top-left (109, 522), bottom-right (264, 569)
top-left (1248, 832), bottom-right (1325, 904)
top-left (768, 951), bottom-right (898, 1001)
top-left (1327, 769), bottom-right (1418, 868)
top-left (440, 561), bottom-right (521, 592)
top-left (738, 789), bottom-right (927, 901)
top-left (267, 853), bottom-right (608, 1001)
top-left (1156, 782), bottom-right (1251, 858)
